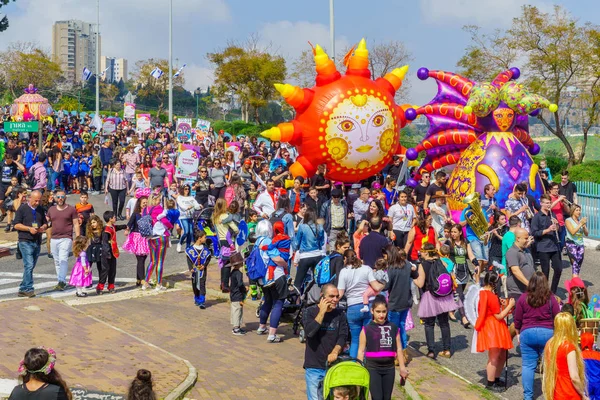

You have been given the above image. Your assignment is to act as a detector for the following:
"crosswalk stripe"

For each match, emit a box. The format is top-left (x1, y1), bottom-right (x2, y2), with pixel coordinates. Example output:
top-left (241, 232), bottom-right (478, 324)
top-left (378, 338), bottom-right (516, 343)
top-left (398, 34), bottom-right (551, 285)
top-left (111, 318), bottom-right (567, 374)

top-left (0, 281), bottom-right (59, 296)
top-left (0, 279), bottom-right (21, 285)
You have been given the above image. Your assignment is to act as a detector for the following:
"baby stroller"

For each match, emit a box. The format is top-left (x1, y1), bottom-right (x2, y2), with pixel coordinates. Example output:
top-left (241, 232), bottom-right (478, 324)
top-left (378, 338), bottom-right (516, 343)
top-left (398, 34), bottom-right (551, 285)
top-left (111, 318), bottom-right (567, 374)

top-left (293, 276), bottom-right (322, 343)
top-left (193, 207), bottom-right (220, 257)
top-left (323, 357), bottom-right (370, 400)
top-left (255, 277), bottom-right (303, 319)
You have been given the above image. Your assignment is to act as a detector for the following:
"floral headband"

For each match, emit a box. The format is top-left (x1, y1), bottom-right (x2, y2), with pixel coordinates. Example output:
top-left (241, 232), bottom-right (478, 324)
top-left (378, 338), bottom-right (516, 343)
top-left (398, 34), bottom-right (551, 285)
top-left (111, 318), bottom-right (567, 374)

top-left (135, 188), bottom-right (151, 199)
top-left (18, 347), bottom-right (57, 376)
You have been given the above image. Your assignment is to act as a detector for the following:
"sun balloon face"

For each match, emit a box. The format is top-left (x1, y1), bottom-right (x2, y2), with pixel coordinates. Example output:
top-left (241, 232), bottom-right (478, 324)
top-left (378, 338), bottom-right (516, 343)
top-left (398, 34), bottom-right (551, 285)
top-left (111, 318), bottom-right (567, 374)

top-left (324, 94), bottom-right (395, 171)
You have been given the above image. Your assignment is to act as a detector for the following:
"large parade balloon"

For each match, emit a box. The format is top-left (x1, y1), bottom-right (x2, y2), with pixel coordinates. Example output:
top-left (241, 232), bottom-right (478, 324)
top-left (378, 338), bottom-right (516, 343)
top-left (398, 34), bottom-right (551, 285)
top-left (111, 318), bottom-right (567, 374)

top-left (405, 67), bottom-right (557, 219)
top-left (261, 39), bottom-right (410, 182)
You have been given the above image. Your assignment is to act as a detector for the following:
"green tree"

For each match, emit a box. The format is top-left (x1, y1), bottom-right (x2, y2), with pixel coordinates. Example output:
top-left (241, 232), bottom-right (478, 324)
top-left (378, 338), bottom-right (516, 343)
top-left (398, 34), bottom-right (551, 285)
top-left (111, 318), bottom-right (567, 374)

top-left (457, 5), bottom-right (600, 166)
top-left (208, 44), bottom-right (286, 124)
top-left (0, 0), bottom-right (16, 32)
top-left (131, 58), bottom-right (185, 120)
top-left (100, 82), bottom-right (119, 111)
top-left (55, 96), bottom-right (82, 112)
top-left (0, 42), bottom-right (62, 97)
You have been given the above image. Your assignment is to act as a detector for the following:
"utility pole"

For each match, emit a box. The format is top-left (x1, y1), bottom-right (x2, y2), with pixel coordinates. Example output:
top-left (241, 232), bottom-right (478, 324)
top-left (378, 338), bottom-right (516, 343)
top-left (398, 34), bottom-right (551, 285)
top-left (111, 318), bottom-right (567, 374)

top-left (168, 0), bottom-right (173, 123)
top-left (329, 0), bottom-right (335, 61)
top-left (96, 0), bottom-right (100, 118)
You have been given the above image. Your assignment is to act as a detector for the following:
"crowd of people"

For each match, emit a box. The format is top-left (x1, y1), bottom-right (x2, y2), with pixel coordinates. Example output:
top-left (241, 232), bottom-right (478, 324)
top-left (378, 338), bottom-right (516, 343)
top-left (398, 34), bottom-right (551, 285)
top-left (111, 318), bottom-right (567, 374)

top-left (1, 113), bottom-right (600, 400)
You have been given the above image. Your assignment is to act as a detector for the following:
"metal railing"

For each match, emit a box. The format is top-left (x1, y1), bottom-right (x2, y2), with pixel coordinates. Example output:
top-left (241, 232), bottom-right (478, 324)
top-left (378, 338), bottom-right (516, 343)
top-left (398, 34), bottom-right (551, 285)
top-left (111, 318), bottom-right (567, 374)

top-left (575, 181), bottom-right (600, 239)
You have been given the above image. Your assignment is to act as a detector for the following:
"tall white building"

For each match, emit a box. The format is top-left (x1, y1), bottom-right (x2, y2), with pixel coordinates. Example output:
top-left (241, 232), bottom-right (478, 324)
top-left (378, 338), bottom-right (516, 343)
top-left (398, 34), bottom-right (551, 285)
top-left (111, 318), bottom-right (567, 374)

top-left (52, 20), bottom-right (101, 83)
top-left (100, 56), bottom-right (128, 83)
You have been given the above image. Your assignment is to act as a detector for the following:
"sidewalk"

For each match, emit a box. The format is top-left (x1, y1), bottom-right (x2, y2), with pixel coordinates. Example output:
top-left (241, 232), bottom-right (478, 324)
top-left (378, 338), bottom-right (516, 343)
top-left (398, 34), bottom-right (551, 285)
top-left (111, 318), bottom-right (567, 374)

top-left (0, 298), bottom-right (190, 398)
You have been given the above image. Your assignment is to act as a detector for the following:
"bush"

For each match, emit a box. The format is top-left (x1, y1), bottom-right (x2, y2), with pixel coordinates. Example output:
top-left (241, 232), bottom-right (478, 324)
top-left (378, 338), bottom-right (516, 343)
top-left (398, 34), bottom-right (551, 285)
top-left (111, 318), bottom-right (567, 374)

top-left (533, 155), bottom-right (568, 178)
top-left (562, 161), bottom-right (600, 184)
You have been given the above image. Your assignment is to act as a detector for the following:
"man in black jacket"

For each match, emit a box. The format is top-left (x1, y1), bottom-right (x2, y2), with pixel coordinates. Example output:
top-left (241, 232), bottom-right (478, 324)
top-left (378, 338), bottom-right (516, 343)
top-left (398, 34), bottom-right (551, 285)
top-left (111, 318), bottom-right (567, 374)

top-left (531, 194), bottom-right (562, 293)
top-left (303, 284), bottom-right (348, 400)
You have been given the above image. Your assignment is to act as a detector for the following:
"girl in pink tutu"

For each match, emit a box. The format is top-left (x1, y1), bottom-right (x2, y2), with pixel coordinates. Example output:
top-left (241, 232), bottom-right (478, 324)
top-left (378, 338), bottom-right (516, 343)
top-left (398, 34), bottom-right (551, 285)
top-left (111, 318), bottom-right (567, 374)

top-left (69, 236), bottom-right (92, 297)
top-left (123, 188), bottom-right (151, 286)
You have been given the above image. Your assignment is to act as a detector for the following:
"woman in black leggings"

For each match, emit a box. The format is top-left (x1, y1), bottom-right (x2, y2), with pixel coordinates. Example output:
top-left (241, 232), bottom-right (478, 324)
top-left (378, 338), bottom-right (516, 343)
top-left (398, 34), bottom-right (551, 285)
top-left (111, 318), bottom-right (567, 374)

top-left (358, 295), bottom-right (409, 400)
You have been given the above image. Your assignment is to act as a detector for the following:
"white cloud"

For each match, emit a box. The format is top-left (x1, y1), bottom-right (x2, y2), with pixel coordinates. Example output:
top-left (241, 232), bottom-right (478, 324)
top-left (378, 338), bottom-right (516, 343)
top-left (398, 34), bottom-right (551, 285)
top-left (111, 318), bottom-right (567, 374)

top-left (183, 64), bottom-right (215, 92)
top-left (258, 20), bottom-right (351, 61)
top-left (0, 0), bottom-right (230, 70)
top-left (419, 0), bottom-right (551, 27)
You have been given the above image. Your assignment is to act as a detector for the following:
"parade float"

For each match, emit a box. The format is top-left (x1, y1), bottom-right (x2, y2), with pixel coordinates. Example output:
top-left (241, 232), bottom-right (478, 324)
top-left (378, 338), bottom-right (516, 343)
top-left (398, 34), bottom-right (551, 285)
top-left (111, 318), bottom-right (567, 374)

top-left (9, 84), bottom-right (53, 122)
top-left (405, 67), bottom-right (557, 219)
top-left (261, 38), bottom-right (411, 183)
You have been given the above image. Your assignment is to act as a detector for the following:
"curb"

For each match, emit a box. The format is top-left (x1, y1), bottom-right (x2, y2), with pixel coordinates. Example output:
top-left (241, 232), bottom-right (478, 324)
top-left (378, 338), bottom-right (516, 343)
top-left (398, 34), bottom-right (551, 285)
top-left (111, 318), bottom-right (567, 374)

top-left (394, 365), bottom-right (421, 400)
top-left (69, 304), bottom-right (197, 399)
top-left (405, 345), bottom-right (509, 400)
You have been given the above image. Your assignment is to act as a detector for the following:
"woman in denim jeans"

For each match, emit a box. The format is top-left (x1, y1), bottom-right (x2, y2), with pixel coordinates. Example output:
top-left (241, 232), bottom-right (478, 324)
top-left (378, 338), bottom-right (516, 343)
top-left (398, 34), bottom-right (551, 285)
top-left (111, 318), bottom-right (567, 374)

top-left (292, 208), bottom-right (325, 290)
top-left (513, 272), bottom-right (560, 400)
top-left (385, 245), bottom-right (424, 363)
top-left (337, 249), bottom-right (384, 358)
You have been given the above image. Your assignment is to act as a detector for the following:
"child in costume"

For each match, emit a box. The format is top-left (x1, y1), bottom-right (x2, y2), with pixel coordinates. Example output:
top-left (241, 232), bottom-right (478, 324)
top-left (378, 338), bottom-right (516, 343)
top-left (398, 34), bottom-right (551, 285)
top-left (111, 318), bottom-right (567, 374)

top-left (474, 270), bottom-right (515, 392)
top-left (260, 221), bottom-right (290, 287)
top-left (247, 182), bottom-right (258, 210)
top-left (186, 229), bottom-right (212, 309)
top-left (144, 194), bottom-right (171, 290)
top-left (581, 332), bottom-right (600, 400)
top-left (229, 252), bottom-right (247, 335)
top-left (247, 210), bottom-right (258, 237)
top-left (69, 236), bottom-right (92, 297)
top-left (97, 211), bottom-right (127, 294)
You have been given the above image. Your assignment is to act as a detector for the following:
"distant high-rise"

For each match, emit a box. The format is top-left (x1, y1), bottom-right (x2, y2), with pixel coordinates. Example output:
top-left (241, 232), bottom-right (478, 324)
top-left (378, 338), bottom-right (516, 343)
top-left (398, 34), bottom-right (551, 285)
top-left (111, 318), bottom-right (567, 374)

top-left (100, 56), bottom-right (128, 83)
top-left (52, 20), bottom-right (101, 83)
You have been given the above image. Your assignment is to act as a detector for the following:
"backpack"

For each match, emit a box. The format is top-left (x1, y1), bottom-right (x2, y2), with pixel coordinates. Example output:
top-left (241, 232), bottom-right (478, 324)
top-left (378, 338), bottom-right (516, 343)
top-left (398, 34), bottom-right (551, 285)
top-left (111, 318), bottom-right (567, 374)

top-left (25, 165), bottom-right (39, 188)
top-left (427, 258), bottom-right (453, 297)
top-left (137, 207), bottom-right (155, 238)
top-left (314, 253), bottom-right (341, 286)
top-left (246, 237), bottom-right (268, 281)
top-left (270, 209), bottom-right (285, 225)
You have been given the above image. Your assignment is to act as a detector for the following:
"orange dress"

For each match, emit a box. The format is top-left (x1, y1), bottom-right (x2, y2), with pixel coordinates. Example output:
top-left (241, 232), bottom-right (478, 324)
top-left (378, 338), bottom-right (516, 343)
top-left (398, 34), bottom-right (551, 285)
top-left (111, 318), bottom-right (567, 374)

top-left (551, 341), bottom-right (582, 400)
top-left (474, 290), bottom-right (513, 352)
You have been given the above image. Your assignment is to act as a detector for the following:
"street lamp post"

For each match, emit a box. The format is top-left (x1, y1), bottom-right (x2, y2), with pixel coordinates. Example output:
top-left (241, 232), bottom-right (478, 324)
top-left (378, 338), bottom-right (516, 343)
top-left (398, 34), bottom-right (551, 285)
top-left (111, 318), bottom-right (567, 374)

top-left (96, 0), bottom-right (100, 118)
top-left (194, 87), bottom-right (201, 119)
top-left (329, 0), bottom-right (335, 61)
top-left (168, 0), bottom-right (173, 124)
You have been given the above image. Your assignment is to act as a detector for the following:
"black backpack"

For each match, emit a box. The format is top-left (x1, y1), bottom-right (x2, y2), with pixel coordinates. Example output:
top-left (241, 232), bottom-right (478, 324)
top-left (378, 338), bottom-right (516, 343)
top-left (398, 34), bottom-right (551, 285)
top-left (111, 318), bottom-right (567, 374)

top-left (270, 209), bottom-right (285, 225)
top-left (26, 165), bottom-right (39, 188)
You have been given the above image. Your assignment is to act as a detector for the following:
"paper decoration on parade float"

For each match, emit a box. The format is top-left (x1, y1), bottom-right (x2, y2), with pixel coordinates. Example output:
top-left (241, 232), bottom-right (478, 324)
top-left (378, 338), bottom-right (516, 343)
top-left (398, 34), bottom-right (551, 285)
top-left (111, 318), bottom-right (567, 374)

top-left (10, 84), bottom-right (53, 122)
top-left (261, 38), bottom-right (411, 183)
top-left (404, 67), bottom-right (557, 219)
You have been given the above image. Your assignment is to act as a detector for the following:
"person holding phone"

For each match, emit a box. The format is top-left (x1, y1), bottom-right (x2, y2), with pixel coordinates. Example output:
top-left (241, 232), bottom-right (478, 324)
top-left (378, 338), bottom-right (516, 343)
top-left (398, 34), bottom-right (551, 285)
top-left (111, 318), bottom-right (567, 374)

top-left (302, 284), bottom-right (349, 400)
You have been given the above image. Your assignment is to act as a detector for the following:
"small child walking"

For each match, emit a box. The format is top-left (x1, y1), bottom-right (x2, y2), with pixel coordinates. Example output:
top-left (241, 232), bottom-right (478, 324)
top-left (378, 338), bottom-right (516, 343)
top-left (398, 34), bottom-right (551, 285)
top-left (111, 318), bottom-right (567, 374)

top-left (229, 252), bottom-right (247, 335)
top-left (97, 211), bottom-right (127, 295)
top-left (69, 236), bottom-right (92, 297)
top-left (360, 258), bottom-right (389, 313)
top-left (186, 230), bottom-right (212, 309)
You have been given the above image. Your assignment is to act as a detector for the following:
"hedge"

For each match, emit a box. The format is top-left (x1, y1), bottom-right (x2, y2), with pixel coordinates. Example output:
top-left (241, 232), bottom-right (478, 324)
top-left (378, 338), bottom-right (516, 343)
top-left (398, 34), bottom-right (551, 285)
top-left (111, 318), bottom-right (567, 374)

top-left (562, 161), bottom-right (600, 184)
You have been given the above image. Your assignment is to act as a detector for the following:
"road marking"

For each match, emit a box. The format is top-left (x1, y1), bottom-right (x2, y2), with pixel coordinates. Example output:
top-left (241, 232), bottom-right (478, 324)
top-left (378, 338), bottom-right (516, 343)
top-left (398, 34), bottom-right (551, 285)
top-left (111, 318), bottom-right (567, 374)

top-left (0, 279), bottom-right (21, 285)
top-left (0, 281), bottom-right (59, 296)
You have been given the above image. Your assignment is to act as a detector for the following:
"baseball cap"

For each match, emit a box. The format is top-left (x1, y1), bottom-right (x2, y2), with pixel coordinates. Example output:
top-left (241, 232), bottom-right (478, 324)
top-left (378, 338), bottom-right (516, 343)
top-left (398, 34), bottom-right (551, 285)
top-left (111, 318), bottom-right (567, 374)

top-left (156, 156), bottom-right (163, 162)
top-left (244, 159), bottom-right (252, 166)
top-left (331, 189), bottom-right (342, 198)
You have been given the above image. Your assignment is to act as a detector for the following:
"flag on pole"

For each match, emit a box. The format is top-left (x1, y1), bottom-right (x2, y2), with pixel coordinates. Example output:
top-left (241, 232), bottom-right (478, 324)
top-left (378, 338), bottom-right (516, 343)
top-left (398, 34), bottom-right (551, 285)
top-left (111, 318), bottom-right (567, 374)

top-left (100, 67), bottom-right (110, 78)
top-left (150, 67), bottom-right (164, 79)
top-left (82, 67), bottom-right (92, 81)
top-left (173, 63), bottom-right (186, 78)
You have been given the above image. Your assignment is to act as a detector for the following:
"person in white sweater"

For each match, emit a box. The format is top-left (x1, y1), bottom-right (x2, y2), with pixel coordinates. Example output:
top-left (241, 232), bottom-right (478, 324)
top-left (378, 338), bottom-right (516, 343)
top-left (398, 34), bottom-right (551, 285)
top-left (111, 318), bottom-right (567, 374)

top-left (176, 185), bottom-right (202, 252)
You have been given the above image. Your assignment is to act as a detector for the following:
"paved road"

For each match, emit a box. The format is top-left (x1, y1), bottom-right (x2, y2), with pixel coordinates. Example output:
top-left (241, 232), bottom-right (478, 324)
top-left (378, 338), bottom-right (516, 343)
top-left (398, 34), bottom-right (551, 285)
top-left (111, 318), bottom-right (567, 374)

top-left (406, 252), bottom-right (599, 400)
top-left (0, 192), bottom-right (188, 300)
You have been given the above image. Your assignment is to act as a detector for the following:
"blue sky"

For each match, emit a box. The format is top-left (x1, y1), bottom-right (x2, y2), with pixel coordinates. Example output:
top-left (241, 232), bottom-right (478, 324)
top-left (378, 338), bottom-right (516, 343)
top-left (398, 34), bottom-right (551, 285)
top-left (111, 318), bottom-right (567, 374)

top-left (0, 0), bottom-right (598, 105)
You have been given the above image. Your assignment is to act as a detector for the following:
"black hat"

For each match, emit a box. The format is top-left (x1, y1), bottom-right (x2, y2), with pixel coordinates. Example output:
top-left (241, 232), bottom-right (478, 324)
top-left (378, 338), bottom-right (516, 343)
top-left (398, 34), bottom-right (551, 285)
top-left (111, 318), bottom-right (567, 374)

top-left (331, 188), bottom-right (343, 198)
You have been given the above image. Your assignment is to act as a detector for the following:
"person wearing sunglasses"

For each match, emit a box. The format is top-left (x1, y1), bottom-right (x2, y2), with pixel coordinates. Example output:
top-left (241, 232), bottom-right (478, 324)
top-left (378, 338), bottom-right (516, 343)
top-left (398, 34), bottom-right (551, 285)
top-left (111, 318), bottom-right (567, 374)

top-left (209, 160), bottom-right (227, 199)
top-left (194, 168), bottom-right (214, 206)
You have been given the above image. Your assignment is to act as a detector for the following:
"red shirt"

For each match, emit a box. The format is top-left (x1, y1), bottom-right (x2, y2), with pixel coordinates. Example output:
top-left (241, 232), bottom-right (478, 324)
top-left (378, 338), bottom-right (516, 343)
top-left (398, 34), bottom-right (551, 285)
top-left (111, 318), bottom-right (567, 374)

top-left (550, 341), bottom-right (582, 400)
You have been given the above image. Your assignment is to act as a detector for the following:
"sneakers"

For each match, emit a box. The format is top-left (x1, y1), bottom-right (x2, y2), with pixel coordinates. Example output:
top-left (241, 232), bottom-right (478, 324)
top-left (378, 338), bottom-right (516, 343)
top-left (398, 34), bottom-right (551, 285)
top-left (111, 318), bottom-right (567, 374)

top-left (199, 304), bottom-right (206, 309)
top-left (4, 224), bottom-right (12, 232)
top-left (256, 327), bottom-right (268, 335)
top-left (154, 285), bottom-right (167, 291)
top-left (53, 282), bottom-right (66, 291)
top-left (232, 328), bottom-right (246, 335)
top-left (359, 305), bottom-right (369, 313)
top-left (76, 292), bottom-right (88, 298)
top-left (176, 243), bottom-right (182, 253)
top-left (267, 335), bottom-right (283, 343)
top-left (17, 291), bottom-right (35, 298)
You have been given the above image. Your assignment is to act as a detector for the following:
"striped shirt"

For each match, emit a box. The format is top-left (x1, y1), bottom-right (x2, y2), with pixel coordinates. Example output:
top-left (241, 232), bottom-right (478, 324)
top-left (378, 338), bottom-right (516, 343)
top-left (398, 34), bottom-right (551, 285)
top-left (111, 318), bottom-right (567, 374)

top-left (107, 168), bottom-right (127, 190)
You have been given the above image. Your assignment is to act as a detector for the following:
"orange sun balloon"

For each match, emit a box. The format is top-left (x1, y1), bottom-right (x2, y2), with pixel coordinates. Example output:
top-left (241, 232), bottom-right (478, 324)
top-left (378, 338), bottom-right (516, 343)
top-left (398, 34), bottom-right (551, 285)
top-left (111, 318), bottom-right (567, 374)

top-left (261, 38), bottom-right (411, 182)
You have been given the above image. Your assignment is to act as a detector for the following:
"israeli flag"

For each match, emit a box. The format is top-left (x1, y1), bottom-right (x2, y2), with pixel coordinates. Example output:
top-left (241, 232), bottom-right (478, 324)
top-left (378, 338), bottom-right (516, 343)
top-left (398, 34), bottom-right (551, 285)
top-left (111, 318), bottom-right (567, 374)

top-left (150, 67), bottom-right (164, 79)
top-left (173, 63), bottom-right (186, 77)
top-left (100, 67), bottom-right (110, 78)
top-left (82, 67), bottom-right (92, 81)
